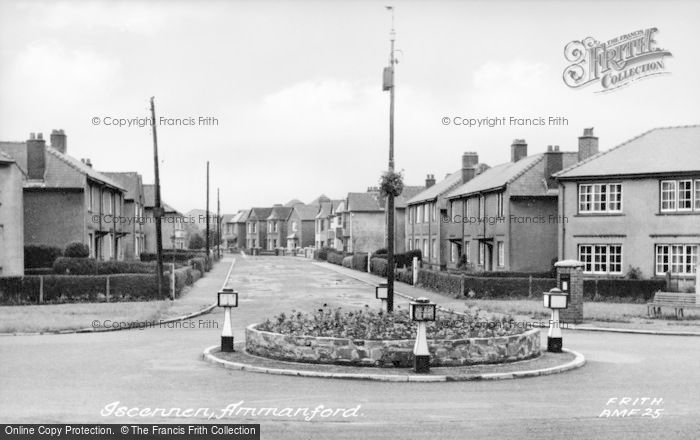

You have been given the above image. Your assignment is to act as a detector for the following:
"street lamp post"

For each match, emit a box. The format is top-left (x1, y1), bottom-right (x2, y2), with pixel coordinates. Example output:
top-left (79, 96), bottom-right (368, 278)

top-left (410, 297), bottom-right (436, 373)
top-left (543, 287), bottom-right (568, 352)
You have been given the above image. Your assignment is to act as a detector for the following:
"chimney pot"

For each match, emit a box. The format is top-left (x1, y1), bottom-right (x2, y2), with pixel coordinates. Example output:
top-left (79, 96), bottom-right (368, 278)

top-left (85, 158), bottom-right (92, 168)
top-left (511, 139), bottom-right (528, 162)
top-left (578, 127), bottom-right (599, 161)
top-left (37, 132), bottom-right (43, 140)
top-left (547, 145), bottom-right (553, 152)
top-left (29, 132), bottom-right (35, 140)
top-left (50, 129), bottom-right (67, 154)
top-left (554, 145), bottom-right (560, 152)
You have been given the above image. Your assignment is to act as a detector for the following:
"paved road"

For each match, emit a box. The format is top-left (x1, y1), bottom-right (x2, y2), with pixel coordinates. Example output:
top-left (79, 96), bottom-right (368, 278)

top-left (1, 256), bottom-right (699, 439)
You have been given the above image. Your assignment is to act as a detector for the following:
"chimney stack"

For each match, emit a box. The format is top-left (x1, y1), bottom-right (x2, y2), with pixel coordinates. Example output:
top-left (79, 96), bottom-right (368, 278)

top-left (85, 158), bottom-right (92, 168)
top-left (511, 139), bottom-right (528, 162)
top-left (544, 144), bottom-right (564, 188)
top-left (26, 132), bottom-right (46, 180)
top-left (425, 174), bottom-right (435, 188)
top-left (578, 127), bottom-right (598, 161)
top-left (50, 129), bottom-right (67, 154)
top-left (462, 151), bottom-right (479, 183)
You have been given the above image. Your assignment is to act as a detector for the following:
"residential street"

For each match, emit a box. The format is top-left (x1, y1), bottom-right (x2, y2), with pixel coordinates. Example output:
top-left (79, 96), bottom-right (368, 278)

top-left (1, 256), bottom-right (699, 439)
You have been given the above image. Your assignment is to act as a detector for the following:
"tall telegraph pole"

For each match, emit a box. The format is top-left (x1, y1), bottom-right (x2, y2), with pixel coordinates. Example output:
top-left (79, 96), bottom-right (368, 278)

top-left (384, 6), bottom-right (396, 312)
top-left (206, 161), bottom-right (210, 257)
top-left (149, 97), bottom-right (164, 298)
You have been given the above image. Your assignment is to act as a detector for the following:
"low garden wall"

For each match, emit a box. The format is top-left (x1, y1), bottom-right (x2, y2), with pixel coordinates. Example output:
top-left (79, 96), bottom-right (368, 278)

top-left (245, 324), bottom-right (541, 368)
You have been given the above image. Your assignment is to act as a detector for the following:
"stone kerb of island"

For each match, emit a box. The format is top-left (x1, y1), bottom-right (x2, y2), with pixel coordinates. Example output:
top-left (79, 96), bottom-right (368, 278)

top-left (245, 323), bottom-right (541, 368)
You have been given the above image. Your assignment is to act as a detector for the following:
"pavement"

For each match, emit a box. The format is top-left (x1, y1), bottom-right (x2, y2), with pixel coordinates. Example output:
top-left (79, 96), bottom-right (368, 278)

top-left (2, 255), bottom-right (699, 440)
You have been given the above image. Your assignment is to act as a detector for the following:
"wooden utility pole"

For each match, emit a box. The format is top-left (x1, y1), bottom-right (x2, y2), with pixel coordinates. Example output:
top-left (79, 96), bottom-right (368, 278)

top-left (149, 97), bottom-right (164, 298)
top-left (206, 161), bottom-right (210, 257)
top-left (385, 6), bottom-right (396, 312)
top-left (217, 187), bottom-right (221, 259)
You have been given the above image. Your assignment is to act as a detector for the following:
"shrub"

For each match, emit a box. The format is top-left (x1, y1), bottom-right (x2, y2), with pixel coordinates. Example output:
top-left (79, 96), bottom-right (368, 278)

top-left (140, 251), bottom-right (212, 271)
top-left (64, 242), bottom-right (90, 258)
top-left (109, 274), bottom-right (161, 300)
top-left (625, 266), bottom-right (643, 280)
top-left (583, 279), bottom-right (665, 302)
top-left (373, 248), bottom-right (388, 256)
top-left (406, 249), bottom-right (422, 265)
top-left (53, 257), bottom-right (98, 275)
top-left (370, 257), bottom-right (388, 277)
top-left (342, 256), bottom-right (353, 268)
top-left (0, 277), bottom-right (41, 304)
top-left (189, 257), bottom-right (206, 273)
top-left (352, 253), bottom-right (368, 271)
top-left (395, 268), bottom-right (413, 285)
top-left (24, 245), bottom-right (63, 268)
top-left (53, 258), bottom-right (157, 275)
top-left (417, 269), bottom-right (557, 298)
top-left (327, 251), bottom-right (345, 265)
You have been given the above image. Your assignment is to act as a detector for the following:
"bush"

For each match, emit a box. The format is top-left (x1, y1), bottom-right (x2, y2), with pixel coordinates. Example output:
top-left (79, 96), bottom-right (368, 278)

top-left (417, 269), bottom-right (557, 298)
top-left (327, 251), bottom-right (345, 265)
top-left (24, 245), bottom-right (63, 268)
top-left (108, 274), bottom-right (161, 300)
top-left (53, 258), bottom-right (157, 275)
top-left (140, 251), bottom-right (212, 272)
top-left (583, 279), bottom-right (665, 302)
top-left (352, 253), bottom-right (368, 271)
top-left (373, 248), bottom-right (388, 256)
top-left (0, 277), bottom-right (41, 304)
top-left (189, 257), bottom-right (206, 273)
top-left (395, 268), bottom-right (413, 285)
top-left (406, 249), bottom-right (422, 265)
top-left (370, 257), bottom-right (388, 277)
top-left (53, 257), bottom-right (98, 275)
top-left (315, 247), bottom-right (333, 261)
top-left (64, 242), bottom-right (90, 258)
top-left (342, 256), bottom-right (353, 268)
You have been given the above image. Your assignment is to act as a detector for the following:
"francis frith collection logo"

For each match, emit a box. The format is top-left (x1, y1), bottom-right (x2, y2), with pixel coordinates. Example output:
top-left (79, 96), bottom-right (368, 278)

top-left (563, 28), bottom-right (672, 92)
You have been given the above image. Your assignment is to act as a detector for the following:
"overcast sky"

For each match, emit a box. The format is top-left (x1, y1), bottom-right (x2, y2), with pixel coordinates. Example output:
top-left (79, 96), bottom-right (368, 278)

top-left (1, 0), bottom-right (698, 214)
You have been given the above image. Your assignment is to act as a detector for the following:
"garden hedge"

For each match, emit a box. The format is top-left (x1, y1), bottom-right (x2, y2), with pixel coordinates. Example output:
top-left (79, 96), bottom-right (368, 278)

top-left (24, 245), bottom-right (63, 269)
top-left (370, 258), bottom-right (388, 277)
top-left (342, 256), bottom-right (353, 269)
top-left (583, 279), bottom-right (665, 302)
top-left (352, 253), bottom-right (368, 271)
top-left (53, 258), bottom-right (158, 275)
top-left (326, 251), bottom-right (345, 265)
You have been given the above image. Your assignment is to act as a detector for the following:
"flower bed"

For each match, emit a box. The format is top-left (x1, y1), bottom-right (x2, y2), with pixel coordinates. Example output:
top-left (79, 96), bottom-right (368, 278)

top-left (246, 306), bottom-right (540, 367)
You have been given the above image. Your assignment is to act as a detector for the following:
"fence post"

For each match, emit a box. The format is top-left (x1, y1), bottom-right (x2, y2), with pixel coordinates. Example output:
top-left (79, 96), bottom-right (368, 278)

top-left (39, 275), bottom-right (44, 304)
top-left (412, 256), bottom-right (418, 285)
top-left (106, 276), bottom-right (110, 302)
top-left (170, 263), bottom-right (175, 300)
top-left (367, 252), bottom-right (372, 273)
top-left (528, 275), bottom-right (533, 298)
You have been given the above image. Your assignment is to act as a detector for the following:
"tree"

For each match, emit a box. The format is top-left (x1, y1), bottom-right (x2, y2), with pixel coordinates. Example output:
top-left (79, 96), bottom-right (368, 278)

top-left (188, 233), bottom-right (205, 250)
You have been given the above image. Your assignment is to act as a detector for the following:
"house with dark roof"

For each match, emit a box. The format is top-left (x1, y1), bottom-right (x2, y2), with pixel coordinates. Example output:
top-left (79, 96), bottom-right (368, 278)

top-left (0, 130), bottom-right (128, 260)
top-left (101, 171), bottom-right (145, 259)
top-left (266, 205), bottom-right (293, 250)
top-left (406, 152), bottom-right (486, 270)
top-left (443, 138), bottom-right (583, 272)
top-left (285, 204), bottom-right (319, 249)
top-left (339, 189), bottom-right (385, 253)
top-left (315, 199), bottom-right (343, 249)
top-left (246, 207), bottom-right (273, 249)
top-left (222, 210), bottom-right (248, 250)
top-left (555, 125), bottom-right (700, 280)
top-left (0, 150), bottom-right (24, 275)
top-left (143, 184), bottom-right (186, 252)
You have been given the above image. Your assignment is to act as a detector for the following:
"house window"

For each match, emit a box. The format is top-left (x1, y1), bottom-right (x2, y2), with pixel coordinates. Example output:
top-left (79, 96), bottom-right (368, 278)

top-left (478, 196), bottom-right (484, 218)
top-left (578, 244), bottom-right (622, 274)
top-left (464, 241), bottom-right (470, 263)
top-left (103, 191), bottom-right (112, 214)
top-left (450, 242), bottom-right (458, 263)
top-left (415, 239), bottom-right (420, 252)
top-left (416, 205), bottom-right (422, 224)
top-left (478, 242), bottom-right (485, 265)
top-left (424, 204), bottom-right (430, 223)
top-left (292, 221), bottom-right (297, 232)
top-left (432, 238), bottom-right (436, 260)
top-left (497, 193), bottom-right (504, 217)
top-left (88, 233), bottom-right (94, 257)
top-left (656, 244), bottom-right (698, 276)
top-left (660, 179), bottom-right (700, 212)
top-left (497, 242), bottom-right (505, 267)
top-left (274, 221), bottom-right (279, 232)
top-left (423, 239), bottom-right (428, 259)
top-left (431, 204), bottom-right (436, 222)
top-left (579, 183), bottom-right (622, 213)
